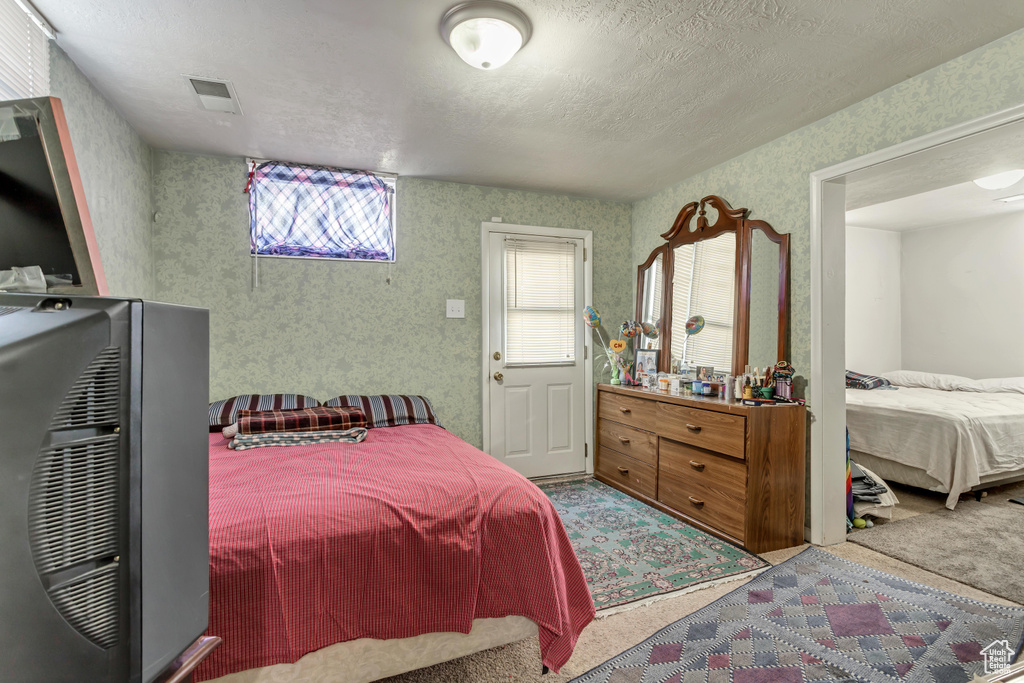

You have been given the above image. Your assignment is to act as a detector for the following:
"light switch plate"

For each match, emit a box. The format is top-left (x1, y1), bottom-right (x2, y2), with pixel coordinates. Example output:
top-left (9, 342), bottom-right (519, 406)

top-left (446, 299), bottom-right (465, 318)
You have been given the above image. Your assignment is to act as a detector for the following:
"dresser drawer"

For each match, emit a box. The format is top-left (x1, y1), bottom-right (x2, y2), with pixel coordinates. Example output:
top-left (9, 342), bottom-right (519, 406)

top-left (657, 403), bottom-right (746, 459)
top-left (598, 421), bottom-right (657, 467)
top-left (659, 439), bottom-right (746, 501)
top-left (598, 392), bottom-right (659, 432)
top-left (658, 474), bottom-right (745, 541)
top-left (596, 446), bottom-right (656, 499)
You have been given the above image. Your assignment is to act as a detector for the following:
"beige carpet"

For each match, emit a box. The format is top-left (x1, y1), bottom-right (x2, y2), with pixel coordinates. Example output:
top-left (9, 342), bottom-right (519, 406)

top-left (379, 542), bottom-right (1021, 683)
top-left (849, 481), bottom-right (1024, 604)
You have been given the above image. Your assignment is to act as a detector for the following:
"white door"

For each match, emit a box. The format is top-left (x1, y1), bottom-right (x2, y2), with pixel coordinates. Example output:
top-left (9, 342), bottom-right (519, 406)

top-left (484, 230), bottom-right (588, 478)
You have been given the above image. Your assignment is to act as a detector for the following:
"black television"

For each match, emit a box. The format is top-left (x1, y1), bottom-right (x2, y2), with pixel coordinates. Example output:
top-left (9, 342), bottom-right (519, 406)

top-left (0, 292), bottom-right (211, 681)
top-left (0, 97), bottom-right (107, 294)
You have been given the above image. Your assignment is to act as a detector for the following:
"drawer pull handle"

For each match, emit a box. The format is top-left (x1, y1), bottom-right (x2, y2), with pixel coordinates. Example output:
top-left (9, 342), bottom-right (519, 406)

top-left (617, 466), bottom-right (629, 474)
top-left (686, 424), bottom-right (702, 432)
top-left (688, 496), bottom-right (705, 507)
top-left (689, 460), bottom-right (705, 471)
top-left (618, 436), bottom-right (631, 444)
top-left (619, 407), bottom-right (631, 414)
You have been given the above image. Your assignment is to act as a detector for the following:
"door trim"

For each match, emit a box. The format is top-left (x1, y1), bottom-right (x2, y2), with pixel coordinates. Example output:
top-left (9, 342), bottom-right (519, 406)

top-left (481, 222), bottom-right (594, 475)
top-left (808, 100), bottom-right (1024, 546)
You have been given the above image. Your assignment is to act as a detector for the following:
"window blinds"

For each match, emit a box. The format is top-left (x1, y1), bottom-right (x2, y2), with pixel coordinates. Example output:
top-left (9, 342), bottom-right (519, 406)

top-left (670, 233), bottom-right (736, 371)
top-left (504, 237), bottom-right (576, 365)
top-left (0, 0), bottom-right (50, 101)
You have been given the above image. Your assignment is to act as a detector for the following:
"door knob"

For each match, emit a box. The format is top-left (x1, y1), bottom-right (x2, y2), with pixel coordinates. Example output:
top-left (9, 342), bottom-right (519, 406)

top-left (493, 371), bottom-right (504, 381)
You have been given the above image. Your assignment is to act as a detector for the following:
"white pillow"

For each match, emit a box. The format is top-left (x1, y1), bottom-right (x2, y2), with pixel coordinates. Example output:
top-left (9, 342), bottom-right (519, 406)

top-left (881, 370), bottom-right (977, 392)
top-left (972, 377), bottom-right (1024, 395)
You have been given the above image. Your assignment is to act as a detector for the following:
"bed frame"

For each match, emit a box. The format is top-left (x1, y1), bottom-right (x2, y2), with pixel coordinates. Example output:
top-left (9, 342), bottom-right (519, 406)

top-left (851, 450), bottom-right (1024, 502)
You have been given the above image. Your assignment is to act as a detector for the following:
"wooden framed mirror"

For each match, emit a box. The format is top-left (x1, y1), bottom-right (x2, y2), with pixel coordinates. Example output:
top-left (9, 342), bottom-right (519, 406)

top-left (635, 195), bottom-right (789, 376)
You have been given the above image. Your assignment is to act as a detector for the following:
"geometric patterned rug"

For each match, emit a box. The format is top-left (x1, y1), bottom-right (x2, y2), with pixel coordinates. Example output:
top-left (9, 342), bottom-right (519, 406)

top-left (568, 547), bottom-right (1024, 683)
top-left (539, 477), bottom-right (767, 611)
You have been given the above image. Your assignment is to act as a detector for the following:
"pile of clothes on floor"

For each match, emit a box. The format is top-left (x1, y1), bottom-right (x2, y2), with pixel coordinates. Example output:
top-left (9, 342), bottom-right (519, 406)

top-left (846, 429), bottom-right (899, 529)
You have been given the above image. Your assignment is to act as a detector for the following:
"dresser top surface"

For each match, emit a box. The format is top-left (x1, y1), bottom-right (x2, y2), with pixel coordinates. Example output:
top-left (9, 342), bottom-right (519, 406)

top-left (598, 383), bottom-right (805, 417)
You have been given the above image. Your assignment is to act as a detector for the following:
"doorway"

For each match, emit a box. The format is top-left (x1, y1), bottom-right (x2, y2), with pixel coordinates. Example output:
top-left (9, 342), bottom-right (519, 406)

top-left (480, 222), bottom-right (594, 478)
top-left (809, 102), bottom-right (1024, 546)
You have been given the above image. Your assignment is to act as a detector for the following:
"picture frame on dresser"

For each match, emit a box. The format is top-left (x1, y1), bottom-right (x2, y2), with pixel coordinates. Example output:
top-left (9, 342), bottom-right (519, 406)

top-left (635, 349), bottom-right (658, 378)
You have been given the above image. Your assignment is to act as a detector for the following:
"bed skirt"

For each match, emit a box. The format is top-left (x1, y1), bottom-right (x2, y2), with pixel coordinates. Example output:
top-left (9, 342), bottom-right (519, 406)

top-left (206, 616), bottom-right (538, 682)
top-left (850, 450), bottom-right (1024, 497)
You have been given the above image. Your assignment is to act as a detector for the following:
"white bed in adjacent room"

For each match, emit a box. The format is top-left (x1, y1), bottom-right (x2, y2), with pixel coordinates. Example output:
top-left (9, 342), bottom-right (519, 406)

top-left (846, 371), bottom-right (1024, 509)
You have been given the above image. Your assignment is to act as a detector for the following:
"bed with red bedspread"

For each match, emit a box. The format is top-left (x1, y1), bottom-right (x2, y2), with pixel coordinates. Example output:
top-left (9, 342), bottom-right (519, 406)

top-left (195, 423), bottom-right (594, 681)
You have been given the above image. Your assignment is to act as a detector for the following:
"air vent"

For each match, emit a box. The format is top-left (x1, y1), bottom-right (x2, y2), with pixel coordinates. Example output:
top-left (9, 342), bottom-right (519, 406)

top-left (48, 562), bottom-right (120, 649)
top-left (185, 75), bottom-right (242, 114)
top-left (50, 347), bottom-right (121, 430)
top-left (0, 306), bottom-right (21, 316)
top-left (29, 434), bottom-right (120, 574)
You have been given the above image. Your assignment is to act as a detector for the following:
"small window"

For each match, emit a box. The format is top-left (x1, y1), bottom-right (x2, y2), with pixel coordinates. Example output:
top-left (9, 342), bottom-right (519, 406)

top-left (0, 0), bottom-right (51, 100)
top-left (504, 236), bottom-right (578, 365)
top-left (248, 161), bottom-right (395, 261)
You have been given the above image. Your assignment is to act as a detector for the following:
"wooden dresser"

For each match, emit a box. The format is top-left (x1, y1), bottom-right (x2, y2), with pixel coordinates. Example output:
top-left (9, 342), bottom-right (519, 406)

top-left (595, 384), bottom-right (805, 553)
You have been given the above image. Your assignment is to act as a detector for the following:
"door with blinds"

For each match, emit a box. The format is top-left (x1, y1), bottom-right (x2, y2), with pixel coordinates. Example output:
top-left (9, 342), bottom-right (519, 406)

top-left (485, 231), bottom-right (586, 478)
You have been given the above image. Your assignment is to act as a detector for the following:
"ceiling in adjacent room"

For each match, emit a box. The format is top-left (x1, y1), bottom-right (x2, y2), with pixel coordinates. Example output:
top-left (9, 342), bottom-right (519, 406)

top-left (845, 116), bottom-right (1024, 231)
top-left (34, 0), bottom-right (1024, 201)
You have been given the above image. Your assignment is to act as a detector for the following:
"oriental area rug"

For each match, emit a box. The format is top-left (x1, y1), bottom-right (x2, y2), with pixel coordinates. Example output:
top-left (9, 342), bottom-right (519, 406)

top-left (569, 547), bottom-right (1024, 683)
top-left (539, 477), bottom-right (767, 611)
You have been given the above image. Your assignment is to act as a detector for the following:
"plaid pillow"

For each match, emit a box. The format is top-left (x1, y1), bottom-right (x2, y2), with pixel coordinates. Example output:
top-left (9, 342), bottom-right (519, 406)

top-left (209, 394), bottom-right (320, 429)
top-left (322, 395), bottom-right (443, 429)
top-left (237, 406), bottom-right (366, 435)
top-left (845, 371), bottom-right (891, 391)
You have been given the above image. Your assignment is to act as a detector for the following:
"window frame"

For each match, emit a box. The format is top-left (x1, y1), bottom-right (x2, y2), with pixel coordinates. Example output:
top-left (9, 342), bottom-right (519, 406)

top-left (247, 159), bottom-right (398, 264)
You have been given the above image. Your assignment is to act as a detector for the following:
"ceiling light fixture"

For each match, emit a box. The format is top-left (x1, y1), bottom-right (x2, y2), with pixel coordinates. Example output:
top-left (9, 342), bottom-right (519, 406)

top-left (441, 1), bottom-right (531, 70)
top-left (995, 193), bottom-right (1024, 203)
top-left (973, 169), bottom-right (1024, 190)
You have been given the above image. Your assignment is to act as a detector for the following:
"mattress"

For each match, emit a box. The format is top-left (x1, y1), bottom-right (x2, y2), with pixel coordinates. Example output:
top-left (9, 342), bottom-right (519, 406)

top-left (846, 386), bottom-right (1024, 508)
top-left (196, 424), bottom-right (594, 680)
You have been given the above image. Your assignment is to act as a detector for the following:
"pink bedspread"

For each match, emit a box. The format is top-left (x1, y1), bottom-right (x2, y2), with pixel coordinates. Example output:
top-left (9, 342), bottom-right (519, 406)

top-left (196, 424), bottom-right (594, 680)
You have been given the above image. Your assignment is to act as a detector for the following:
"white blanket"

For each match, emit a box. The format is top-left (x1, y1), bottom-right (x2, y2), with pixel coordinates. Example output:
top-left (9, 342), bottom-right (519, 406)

top-left (846, 386), bottom-right (1024, 508)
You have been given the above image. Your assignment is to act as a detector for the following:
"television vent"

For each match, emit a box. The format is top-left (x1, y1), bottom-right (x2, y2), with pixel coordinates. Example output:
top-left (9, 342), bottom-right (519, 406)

top-left (50, 347), bottom-right (121, 430)
top-left (29, 434), bottom-right (120, 574)
top-left (0, 306), bottom-right (21, 316)
top-left (48, 562), bottom-right (120, 649)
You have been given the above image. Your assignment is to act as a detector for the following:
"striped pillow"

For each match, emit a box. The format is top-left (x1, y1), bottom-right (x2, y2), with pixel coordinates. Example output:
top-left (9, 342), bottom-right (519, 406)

top-left (209, 394), bottom-right (320, 429)
top-left (323, 395), bottom-right (443, 429)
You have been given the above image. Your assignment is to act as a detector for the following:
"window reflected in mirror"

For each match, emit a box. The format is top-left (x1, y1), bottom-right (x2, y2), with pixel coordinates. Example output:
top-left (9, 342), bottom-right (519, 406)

top-left (638, 252), bottom-right (662, 351)
top-left (670, 231), bottom-right (735, 371)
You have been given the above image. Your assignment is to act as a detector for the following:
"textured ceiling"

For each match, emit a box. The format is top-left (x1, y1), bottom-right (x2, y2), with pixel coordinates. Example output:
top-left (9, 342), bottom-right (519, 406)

top-left (845, 116), bottom-right (1024, 230)
top-left (36, 0), bottom-right (1024, 201)
top-left (846, 180), bottom-right (1024, 232)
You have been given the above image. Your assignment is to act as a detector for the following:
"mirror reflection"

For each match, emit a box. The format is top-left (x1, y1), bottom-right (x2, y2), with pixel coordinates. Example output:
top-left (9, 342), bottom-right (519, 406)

top-left (670, 231), bottom-right (735, 372)
top-left (638, 252), bottom-right (662, 351)
top-left (748, 227), bottom-right (780, 370)
top-left (633, 195), bottom-right (789, 377)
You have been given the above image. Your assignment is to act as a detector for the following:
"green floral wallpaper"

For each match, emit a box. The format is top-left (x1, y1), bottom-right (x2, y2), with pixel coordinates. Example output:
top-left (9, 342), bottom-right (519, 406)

top-left (48, 44), bottom-right (153, 298)
top-left (633, 28), bottom-right (1024, 399)
top-left (151, 152), bottom-right (632, 447)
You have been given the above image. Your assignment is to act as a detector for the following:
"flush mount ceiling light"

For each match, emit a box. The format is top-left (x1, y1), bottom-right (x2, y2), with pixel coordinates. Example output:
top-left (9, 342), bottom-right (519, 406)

top-left (973, 169), bottom-right (1024, 190)
top-left (441, 1), bottom-right (531, 70)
